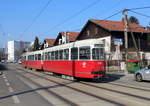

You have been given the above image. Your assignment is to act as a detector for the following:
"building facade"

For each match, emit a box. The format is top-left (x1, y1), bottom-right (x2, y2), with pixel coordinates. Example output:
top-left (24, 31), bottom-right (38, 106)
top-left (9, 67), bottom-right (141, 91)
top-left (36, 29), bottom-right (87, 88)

top-left (7, 41), bottom-right (30, 62)
top-left (76, 19), bottom-right (150, 60)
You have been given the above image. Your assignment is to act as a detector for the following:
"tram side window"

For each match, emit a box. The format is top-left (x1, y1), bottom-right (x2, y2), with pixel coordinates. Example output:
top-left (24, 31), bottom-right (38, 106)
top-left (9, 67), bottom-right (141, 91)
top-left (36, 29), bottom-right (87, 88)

top-left (48, 52), bottom-right (51, 60)
top-left (38, 54), bottom-right (41, 60)
top-left (79, 46), bottom-right (90, 60)
top-left (55, 51), bottom-right (58, 60)
top-left (92, 48), bottom-right (104, 60)
top-left (45, 52), bottom-right (48, 60)
top-left (59, 50), bottom-right (63, 60)
top-left (64, 49), bottom-right (69, 60)
top-left (28, 56), bottom-right (30, 60)
top-left (35, 54), bottom-right (38, 60)
top-left (51, 51), bottom-right (55, 60)
top-left (32, 55), bottom-right (34, 60)
top-left (28, 55), bottom-right (34, 60)
top-left (71, 47), bottom-right (78, 60)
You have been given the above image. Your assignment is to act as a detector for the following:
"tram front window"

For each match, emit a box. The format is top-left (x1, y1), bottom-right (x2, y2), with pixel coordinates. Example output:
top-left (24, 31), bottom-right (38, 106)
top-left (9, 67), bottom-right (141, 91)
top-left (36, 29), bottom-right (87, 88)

top-left (79, 46), bottom-right (90, 60)
top-left (92, 48), bottom-right (104, 60)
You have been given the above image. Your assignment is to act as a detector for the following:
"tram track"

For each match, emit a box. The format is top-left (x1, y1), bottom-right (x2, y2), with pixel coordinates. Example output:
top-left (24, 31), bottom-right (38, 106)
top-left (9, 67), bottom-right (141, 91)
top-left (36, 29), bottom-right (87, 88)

top-left (14, 66), bottom-right (150, 105)
top-left (108, 82), bottom-right (150, 92)
top-left (7, 67), bottom-right (78, 106)
top-left (14, 67), bottom-right (127, 106)
top-left (79, 82), bottom-right (150, 101)
top-left (18, 66), bottom-right (150, 92)
top-left (16, 66), bottom-right (150, 93)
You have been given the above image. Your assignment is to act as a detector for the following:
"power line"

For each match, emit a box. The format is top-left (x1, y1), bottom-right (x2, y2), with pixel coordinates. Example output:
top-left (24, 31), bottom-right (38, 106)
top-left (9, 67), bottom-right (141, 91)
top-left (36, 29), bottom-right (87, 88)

top-left (19, 0), bottom-right (53, 38)
top-left (129, 6), bottom-right (150, 11)
top-left (46, 0), bottom-right (102, 33)
top-left (104, 10), bottom-right (122, 20)
top-left (129, 10), bottom-right (150, 18)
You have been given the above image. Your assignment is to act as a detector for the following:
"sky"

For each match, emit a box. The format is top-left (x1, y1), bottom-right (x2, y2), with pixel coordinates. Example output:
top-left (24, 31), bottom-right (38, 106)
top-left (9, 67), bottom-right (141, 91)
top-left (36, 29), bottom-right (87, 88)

top-left (0, 0), bottom-right (150, 48)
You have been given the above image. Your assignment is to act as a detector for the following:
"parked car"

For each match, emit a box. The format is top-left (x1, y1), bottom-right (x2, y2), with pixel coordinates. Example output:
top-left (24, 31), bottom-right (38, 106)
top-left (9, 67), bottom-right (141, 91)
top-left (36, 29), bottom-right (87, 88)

top-left (135, 65), bottom-right (150, 82)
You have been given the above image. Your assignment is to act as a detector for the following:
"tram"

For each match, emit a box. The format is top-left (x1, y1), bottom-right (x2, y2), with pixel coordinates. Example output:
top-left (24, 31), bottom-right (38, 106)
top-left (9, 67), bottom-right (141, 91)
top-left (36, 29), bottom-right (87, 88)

top-left (21, 39), bottom-right (106, 79)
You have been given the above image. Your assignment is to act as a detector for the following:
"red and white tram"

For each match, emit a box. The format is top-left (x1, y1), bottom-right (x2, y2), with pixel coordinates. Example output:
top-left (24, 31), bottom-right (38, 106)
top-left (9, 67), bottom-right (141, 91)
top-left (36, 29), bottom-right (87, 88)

top-left (21, 39), bottom-right (106, 79)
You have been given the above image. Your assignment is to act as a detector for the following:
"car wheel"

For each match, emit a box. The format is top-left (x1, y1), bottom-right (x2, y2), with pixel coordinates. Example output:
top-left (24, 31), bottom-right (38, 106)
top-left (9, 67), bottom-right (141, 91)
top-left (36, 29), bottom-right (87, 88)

top-left (136, 74), bottom-right (143, 82)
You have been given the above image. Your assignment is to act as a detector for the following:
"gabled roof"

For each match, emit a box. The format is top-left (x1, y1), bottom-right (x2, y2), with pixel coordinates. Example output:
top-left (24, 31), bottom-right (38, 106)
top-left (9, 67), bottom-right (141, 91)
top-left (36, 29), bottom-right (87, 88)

top-left (54, 32), bottom-right (79, 45)
top-left (44, 39), bottom-right (55, 46)
top-left (59, 32), bottom-right (79, 41)
top-left (90, 19), bottom-right (150, 33)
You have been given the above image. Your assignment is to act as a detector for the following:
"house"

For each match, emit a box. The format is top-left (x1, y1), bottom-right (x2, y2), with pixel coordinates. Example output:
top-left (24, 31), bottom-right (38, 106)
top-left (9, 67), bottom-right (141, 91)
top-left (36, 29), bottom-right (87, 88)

top-left (54, 32), bottom-right (79, 46)
top-left (41, 38), bottom-right (55, 49)
top-left (76, 18), bottom-right (150, 60)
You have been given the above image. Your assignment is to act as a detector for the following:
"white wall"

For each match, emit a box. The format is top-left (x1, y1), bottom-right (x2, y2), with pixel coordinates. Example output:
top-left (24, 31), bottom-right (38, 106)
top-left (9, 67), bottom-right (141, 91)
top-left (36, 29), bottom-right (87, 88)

top-left (7, 41), bottom-right (30, 62)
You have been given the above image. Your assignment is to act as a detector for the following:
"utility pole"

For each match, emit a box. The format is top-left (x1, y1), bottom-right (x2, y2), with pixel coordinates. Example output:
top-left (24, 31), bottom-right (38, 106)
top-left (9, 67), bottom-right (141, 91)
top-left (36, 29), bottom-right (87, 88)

top-left (123, 9), bottom-right (129, 73)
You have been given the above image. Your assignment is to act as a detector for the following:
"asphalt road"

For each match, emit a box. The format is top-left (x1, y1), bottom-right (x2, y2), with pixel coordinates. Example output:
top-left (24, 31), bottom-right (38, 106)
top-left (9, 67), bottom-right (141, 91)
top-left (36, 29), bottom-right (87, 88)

top-left (0, 64), bottom-right (53, 106)
top-left (0, 63), bottom-right (150, 106)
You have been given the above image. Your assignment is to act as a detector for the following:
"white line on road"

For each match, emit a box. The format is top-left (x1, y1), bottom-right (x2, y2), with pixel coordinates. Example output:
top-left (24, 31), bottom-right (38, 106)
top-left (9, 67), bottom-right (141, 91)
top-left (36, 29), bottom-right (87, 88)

top-left (12, 95), bottom-right (20, 104)
top-left (4, 79), bottom-right (8, 82)
top-left (8, 87), bottom-right (14, 92)
top-left (8, 87), bottom-right (20, 104)
top-left (18, 76), bottom-right (55, 105)
top-left (6, 82), bottom-right (10, 86)
top-left (3, 76), bottom-right (6, 79)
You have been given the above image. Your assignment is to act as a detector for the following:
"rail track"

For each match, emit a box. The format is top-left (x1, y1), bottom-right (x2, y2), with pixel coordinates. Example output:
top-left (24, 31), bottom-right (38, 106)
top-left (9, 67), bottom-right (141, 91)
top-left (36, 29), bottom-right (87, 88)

top-left (10, 65), bottom-right (150, 105)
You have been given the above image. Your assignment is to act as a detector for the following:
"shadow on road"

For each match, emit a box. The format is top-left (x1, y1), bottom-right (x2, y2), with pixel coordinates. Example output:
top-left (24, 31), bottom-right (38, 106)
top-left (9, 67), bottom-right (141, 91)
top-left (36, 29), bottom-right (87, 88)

top-left (0, 81), bottom-right (75, 101)
top-left (76, 73), bottom-right (125, 83)
top-left (0, 64), bottom-right (7, 70)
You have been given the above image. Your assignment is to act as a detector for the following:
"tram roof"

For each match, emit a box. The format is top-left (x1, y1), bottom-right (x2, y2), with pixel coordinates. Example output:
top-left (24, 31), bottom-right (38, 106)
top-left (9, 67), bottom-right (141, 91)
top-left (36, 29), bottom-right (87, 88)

top-left (44, 38), bottom-right (104, 52)
top-left (22, 50), bottom-right (43, 56)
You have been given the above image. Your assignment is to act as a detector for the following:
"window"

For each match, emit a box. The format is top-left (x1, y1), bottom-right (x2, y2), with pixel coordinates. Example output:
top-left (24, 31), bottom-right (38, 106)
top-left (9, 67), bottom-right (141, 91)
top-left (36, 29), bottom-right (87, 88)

top-left (79, 46), bottom-right (90, 60)
top-left (71, 47), bottom-right (78, 60)
top-left (38, 54), bottom-right (41, 60)
top-left (48, 52), bottom-right (51, 60)
top-left (35, 54), bottom-right (38, 60)
top-left (32, 55), bottom-right (34, 60)
top-left (64, 49), bottom-right (69, 60)
top-left (95, 27), bottom-right (98, 35)
top-left (55, 51), bottom-right (58, 60)
top-left (92, 48), bottom-right (104, 60)
top-left (45, 52), bottom-right (48, 60)
top-left (59, 50), bottom-right (63, 60)
top-left (51, 51), bottom-right (55, 60)
top-left (87, 30), bottom-right (90, 36)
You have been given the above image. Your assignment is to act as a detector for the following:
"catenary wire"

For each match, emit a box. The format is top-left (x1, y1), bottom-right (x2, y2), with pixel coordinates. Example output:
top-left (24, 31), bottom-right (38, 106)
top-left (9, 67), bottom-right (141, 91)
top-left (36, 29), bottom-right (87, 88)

top-left (129, 10), bottom-right (150, 18)
top-left (19, 0), bottom-right (53, 38)
top-left (45, 0), bottom-right (102, 33)
top-left (128, 6), bottom-right (150, 11)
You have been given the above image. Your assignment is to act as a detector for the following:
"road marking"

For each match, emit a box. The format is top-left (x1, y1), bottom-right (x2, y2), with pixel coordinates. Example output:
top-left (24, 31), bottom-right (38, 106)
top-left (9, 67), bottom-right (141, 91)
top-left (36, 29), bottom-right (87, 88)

top-left (8, 87), bottom-right (20, 104)
top-left (18, 76), bottom-right (55, 105)
top-left (8, 87), bottom-right (14, 92)
top-left (12, 95), bottom-right (20, 104)
top-left (4, 79), bottom-right (8, 82)
top-left (3, 76), bottom-right (6, 79)
top-left (6, 82), bottom-right (10, 86)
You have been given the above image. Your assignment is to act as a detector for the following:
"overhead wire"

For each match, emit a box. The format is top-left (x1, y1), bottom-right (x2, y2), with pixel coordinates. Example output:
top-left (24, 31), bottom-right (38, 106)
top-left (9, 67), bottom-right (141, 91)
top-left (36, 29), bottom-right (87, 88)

top-left (45, 0), bottom-right (102, 33)
top-left (129, 10), bottom-right (150, 18)
top-left (19, 0), bottom-right (53, 38)
top-left (104, 10), bottom-right (122, 20)
top-left (128, 6), bottom-right (150, 11)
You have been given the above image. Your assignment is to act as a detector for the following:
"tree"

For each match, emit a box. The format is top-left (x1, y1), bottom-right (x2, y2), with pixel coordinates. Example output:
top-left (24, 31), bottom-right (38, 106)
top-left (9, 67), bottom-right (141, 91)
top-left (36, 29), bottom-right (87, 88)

top-left (33, 36), bottom-right (40, 51)
top-left (128, 16), bottom-right (139, 24)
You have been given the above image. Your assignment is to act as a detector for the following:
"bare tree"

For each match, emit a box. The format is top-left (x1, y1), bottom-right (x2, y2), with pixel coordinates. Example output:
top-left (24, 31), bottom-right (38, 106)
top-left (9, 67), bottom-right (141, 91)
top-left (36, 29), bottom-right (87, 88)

top-left (129, 16), bottom-right (139, 24)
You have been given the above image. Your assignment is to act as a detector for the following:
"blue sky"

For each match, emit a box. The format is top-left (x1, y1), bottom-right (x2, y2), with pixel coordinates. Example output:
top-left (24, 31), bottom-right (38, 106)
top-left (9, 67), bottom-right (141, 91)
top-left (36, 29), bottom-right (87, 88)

top-left (0, 0), bottom-right (150, 47)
